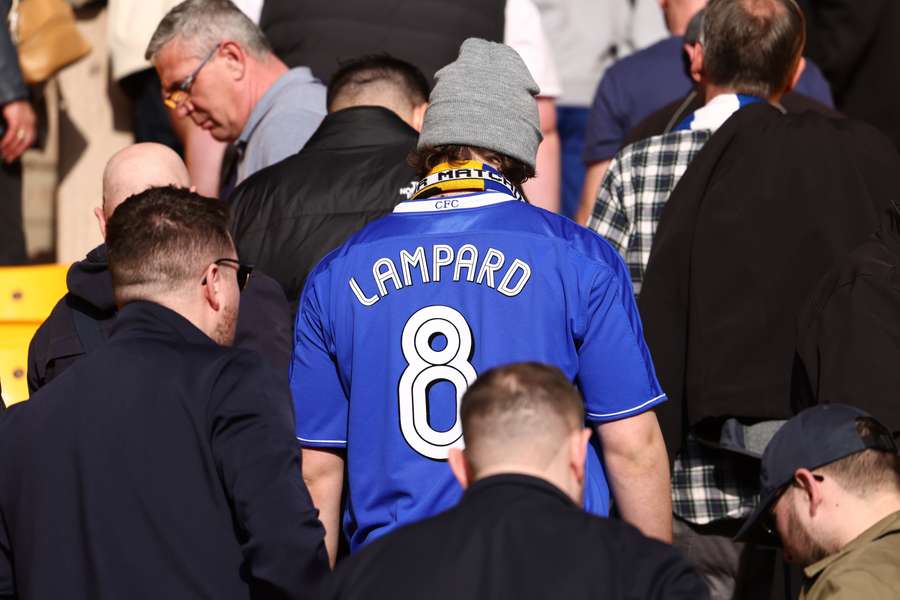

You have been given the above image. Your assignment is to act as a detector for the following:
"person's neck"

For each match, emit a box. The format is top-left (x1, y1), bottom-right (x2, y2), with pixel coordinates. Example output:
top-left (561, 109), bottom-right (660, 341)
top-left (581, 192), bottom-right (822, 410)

top-left (701, 85), bottom-right (780, 107)
top-left (245, 56), bottom-right (289, 116)
top-left (834, 492), bottom-right (900, 549)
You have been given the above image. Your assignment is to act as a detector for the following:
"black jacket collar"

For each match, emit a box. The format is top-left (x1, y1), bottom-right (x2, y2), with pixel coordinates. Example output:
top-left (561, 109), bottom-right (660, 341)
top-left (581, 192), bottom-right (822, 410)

top-left (110, 301), bottom-right (217, 347)
top-left (303, 106), bottom-right (418, 151)
top-left (464, 473), bottom-right (577, 508)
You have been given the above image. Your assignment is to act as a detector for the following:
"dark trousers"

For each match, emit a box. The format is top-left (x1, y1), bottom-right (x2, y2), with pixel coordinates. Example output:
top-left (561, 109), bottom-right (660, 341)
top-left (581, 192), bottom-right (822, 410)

top-left (0, 159), bottom-right (25, 265)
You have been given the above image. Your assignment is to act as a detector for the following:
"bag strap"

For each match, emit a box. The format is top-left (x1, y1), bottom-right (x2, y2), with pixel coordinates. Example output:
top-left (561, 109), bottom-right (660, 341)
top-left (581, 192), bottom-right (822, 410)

top-left (68, 295), bottom-right (108, 353)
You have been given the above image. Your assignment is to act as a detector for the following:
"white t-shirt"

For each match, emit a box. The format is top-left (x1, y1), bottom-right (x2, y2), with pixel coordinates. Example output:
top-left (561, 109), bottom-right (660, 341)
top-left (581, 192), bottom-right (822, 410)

top-left (504, 0), bottom-right (563, 99)
top-left (531, 0), bottom-right (668, 107)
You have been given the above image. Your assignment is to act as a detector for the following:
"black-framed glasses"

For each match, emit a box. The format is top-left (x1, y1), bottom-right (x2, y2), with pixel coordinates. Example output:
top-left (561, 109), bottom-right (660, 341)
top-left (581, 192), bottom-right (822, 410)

top-left (163, 44), bottom-right (220, 110)
top-left (202, 258), bottom-right (253, 291)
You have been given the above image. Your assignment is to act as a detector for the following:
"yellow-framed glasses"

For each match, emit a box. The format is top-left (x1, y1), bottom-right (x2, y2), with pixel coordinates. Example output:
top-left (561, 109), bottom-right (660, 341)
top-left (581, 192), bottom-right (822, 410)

top-left (163, 44), bottom-right (220, 110)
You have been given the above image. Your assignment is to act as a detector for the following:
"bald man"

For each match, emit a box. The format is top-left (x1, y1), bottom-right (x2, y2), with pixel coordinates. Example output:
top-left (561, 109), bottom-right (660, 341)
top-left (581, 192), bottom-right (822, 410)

top-left (27, 143), bottom-right (292, 394)
top-left (327, 363), bottom-right (707, 600)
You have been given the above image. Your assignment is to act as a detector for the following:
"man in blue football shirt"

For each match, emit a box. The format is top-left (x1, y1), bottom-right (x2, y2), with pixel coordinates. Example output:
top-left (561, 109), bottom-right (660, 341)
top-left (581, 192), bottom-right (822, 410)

top-left (292, 38), bottom-right (671, 564)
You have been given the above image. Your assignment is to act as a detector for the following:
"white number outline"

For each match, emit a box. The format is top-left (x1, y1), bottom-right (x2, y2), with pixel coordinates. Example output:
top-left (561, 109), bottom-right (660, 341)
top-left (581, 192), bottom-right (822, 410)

top-left (398, 305), bottom-right (477, 460)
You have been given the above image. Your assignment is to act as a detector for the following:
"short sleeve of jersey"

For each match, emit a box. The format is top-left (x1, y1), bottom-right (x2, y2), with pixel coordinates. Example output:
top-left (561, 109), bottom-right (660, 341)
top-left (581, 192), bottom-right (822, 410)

top-left (576, 250), bottom-right (665, 421)
top-left (290, 271), bottom-right (348, 448)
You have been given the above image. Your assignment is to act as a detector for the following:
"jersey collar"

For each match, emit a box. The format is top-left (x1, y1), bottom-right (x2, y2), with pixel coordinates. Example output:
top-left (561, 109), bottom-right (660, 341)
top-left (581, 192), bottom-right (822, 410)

top-left (393, 191), bottom-right (522, 214)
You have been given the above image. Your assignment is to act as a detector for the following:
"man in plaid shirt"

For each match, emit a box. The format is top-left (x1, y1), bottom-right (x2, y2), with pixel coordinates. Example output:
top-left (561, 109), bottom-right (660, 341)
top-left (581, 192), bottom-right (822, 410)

top-left (589, 0), bottom-right (808, 597)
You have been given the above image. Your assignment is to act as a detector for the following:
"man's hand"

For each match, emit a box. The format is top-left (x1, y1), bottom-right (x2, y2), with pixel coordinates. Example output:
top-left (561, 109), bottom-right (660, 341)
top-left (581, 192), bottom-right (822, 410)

top-left (1, 100), bottom-right (36, 163)
top-left (302, 447), bottom-right (346, 567)
top-left (596, 409), bottom-right (672, 542)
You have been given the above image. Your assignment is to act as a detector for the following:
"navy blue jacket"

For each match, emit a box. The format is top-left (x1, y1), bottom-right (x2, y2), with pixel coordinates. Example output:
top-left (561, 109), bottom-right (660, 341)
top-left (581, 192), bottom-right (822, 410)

top-left (0, 301), bottom-right (328, 599)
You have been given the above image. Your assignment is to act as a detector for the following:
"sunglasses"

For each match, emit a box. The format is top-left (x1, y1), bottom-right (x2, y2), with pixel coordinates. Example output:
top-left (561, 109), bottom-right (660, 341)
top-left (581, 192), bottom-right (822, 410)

top-left (163, 44), bottom-right (220, 111)
top-left (761, 474), bottom-right (825, 539)
top-left (202, 258), bottom-right (253, 291)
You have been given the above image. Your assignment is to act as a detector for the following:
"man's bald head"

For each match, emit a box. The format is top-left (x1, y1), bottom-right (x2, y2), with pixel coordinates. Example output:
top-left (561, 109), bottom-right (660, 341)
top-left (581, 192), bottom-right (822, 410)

top-left (102, 143), bottom-right (191, 218)
top-left (460, 363), bottom-right (584, 476)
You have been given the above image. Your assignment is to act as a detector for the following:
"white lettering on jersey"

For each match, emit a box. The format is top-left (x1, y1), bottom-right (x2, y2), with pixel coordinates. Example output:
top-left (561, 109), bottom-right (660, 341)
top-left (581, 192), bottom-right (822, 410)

top-left (497, 259), bottom-right (532, 297)
top-left (400, 247), bottom-right (430, 286)
top-left (476, 248), bottom-right (505, 287)
top-left (347, 244), bottom-right (533, 306)
top-left (432, 245), bottom-right (453, 282)
top-left (453, 244), bottom-right (478, 282)
top-left (349, 277), bottom-right (379, 306)
top-left (373, 258), bottom-right (402, 296)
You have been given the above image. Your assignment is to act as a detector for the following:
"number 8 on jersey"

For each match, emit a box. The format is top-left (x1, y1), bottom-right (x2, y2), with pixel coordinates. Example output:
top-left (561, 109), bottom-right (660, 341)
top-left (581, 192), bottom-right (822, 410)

top-left (399, 305), bottom-right (478, 460)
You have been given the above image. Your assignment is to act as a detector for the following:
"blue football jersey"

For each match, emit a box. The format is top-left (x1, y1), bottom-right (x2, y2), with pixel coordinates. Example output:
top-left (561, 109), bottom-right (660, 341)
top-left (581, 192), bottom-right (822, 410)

top-left (290, 190), bottom-right (666, 551)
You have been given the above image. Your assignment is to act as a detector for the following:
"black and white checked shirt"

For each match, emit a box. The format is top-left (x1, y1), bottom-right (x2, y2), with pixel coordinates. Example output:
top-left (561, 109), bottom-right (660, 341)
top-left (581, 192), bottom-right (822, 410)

top-left (587, 129), bottom-right (711, 296)
top-left (671, 436), bottom-right (761, 525)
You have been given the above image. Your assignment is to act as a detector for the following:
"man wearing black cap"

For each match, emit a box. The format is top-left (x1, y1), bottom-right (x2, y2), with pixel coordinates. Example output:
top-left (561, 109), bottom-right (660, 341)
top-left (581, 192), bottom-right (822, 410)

top-left (737, 405), bottom-right (900, 599)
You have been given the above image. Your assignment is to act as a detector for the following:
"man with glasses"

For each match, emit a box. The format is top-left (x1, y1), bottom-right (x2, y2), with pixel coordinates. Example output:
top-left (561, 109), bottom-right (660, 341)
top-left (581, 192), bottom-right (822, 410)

top-left (146, 0), bottom-right (326, 195)
top-left (736, 405), bottom-right (900, 599)
top-left (27, 143), bottom-right (293, 395)
top-left (0, 186), bottom-right (329, 599)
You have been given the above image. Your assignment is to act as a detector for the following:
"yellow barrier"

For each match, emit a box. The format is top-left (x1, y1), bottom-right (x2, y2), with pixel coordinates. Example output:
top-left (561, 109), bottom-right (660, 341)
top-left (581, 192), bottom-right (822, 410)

top-left (0, 264), bottom-right (69, 322)
top-left (0, 323), bottom-right (41, 407)
top-left (0, 264), bottom-right (70, 407)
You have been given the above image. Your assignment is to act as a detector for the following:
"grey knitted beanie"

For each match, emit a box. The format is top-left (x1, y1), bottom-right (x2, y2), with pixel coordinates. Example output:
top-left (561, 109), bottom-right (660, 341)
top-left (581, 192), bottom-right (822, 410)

top-left (417, 38), bottom-right (542, 169)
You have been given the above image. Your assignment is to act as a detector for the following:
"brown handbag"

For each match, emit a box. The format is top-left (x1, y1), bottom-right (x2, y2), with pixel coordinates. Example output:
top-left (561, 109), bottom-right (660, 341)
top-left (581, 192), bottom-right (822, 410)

top-left (7, 0), bottom-right (92, 84)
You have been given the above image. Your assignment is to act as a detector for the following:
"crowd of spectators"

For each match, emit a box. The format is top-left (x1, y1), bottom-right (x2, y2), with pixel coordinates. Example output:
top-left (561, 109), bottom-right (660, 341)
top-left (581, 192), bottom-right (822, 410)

top-left (2, 0), bottom-right (900, 599)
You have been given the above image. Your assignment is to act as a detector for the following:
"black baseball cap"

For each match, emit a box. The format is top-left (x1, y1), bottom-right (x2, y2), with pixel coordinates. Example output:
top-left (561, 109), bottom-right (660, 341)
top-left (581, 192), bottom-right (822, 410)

top-left (735, 404), bottom-right (898, 545)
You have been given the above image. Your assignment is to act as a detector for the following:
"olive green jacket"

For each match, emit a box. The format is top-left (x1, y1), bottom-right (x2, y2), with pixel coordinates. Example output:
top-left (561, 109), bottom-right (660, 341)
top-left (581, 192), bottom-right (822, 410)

top-left (800, 510), bottom-right (900, 599)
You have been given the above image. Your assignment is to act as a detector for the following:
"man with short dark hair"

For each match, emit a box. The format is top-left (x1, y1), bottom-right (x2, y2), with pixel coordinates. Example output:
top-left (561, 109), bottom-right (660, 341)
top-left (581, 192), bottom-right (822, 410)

top-left (0, 187), bottom-right (328, 599)
top-left (229, 55), bottom-right (429, 308)
top-left (293, 38), bottom-right (671, 565)
top-left (327, 363), bottom-right (707, 600)
top-left (589, 0), bottom-right (807, 294)
top-left (147, 0), bottom-right (326, 192)
top-left (736, 405), bottom-right (900, 599)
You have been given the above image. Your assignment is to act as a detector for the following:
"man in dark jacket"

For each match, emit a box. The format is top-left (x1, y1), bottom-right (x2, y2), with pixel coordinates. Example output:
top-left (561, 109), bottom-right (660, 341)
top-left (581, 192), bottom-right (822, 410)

top-left (794, 200), bottom-right (900, 432)
top-left (28, 143), bottom-right (292, 393)
top-left (229, 55), bottom-right (428, 309)
top-left (0, 186), bottom-right (329, 599)
top-left (327, 362), bottom-right (707, 600)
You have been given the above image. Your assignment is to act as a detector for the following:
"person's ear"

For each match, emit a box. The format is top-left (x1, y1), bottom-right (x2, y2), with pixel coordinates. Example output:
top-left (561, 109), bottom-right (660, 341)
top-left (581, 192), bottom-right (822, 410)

top-left (688, 43), bottom-right (705, 84)
top-left (787, 56), bottom-right (806, 94)
top-left (94, 207), bottom-right (107, 240)
top-left (569, 428), bottom-right (592, 485)
top-left (202, 262), bottom-right (223, 311)
top-left (410, 102), bottom-right (429, 133)
top-left (794, 468), bottom-right (823, 517)
top-left (219, 41), bottom-right (247, 81)
top-left (448, 447), bottom-right (473, 490)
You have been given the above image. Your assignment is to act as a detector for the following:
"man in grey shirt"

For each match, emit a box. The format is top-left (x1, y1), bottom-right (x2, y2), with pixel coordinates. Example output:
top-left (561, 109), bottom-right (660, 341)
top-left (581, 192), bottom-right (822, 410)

top-left (146, 0), bottom-right (325, 193)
